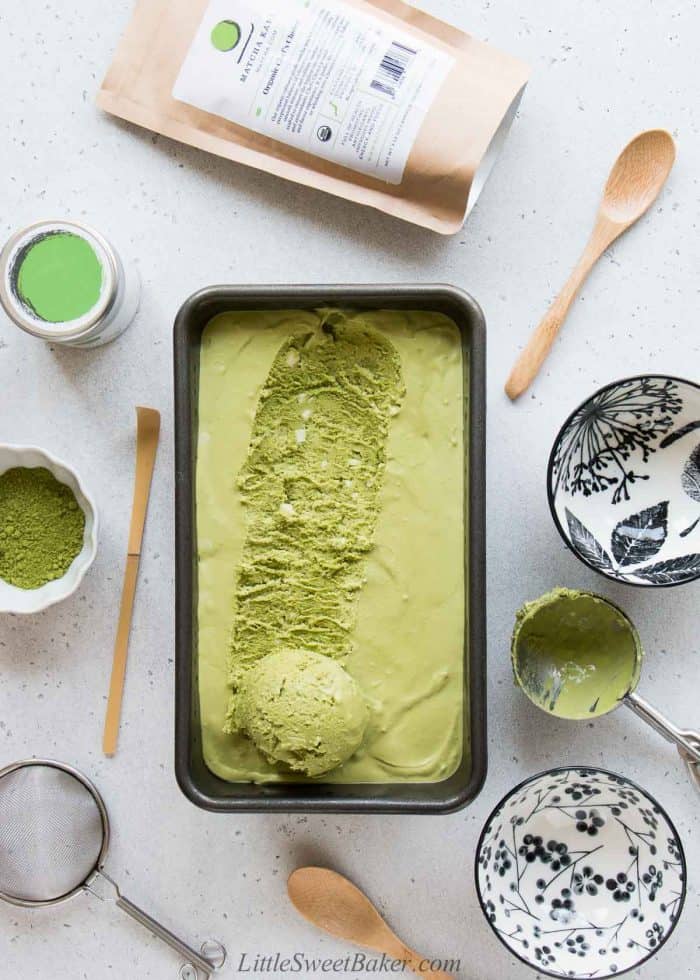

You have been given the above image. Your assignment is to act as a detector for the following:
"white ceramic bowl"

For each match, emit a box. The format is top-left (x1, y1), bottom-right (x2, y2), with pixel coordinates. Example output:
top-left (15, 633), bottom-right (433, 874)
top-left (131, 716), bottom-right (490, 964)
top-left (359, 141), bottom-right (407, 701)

top-left (475, 767), bottom-right (686, 979)
top-left (0, 445), bottom-right (98, 614)
top-left (548, 375), bottom-right (700, 586)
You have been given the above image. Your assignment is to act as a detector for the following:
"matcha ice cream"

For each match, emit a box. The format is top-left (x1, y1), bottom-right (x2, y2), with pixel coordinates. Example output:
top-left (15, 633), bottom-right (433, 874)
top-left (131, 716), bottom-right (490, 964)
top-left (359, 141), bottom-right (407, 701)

top-left (196, 308), bottom-right (465, 784)
top-left (226, 312), bottom-right (403, 740)
top-left (231, 649), bottom-right (370, 777)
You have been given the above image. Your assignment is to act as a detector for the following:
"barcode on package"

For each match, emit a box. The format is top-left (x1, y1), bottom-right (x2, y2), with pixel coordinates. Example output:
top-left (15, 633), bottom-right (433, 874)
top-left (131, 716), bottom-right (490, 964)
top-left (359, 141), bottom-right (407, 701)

top-left (370, 41), bottom-right (417, 98)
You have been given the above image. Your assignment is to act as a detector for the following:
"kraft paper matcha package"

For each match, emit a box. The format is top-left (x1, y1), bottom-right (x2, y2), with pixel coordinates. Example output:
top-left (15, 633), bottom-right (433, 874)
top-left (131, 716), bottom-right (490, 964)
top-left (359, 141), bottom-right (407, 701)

top-left (98, 0), bottom-right (529, 233)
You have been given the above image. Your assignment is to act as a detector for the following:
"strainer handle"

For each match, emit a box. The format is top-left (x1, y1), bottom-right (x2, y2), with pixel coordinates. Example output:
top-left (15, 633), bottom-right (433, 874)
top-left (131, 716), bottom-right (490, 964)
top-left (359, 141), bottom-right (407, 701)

top-left (115, 893), bottom-right (216, 976)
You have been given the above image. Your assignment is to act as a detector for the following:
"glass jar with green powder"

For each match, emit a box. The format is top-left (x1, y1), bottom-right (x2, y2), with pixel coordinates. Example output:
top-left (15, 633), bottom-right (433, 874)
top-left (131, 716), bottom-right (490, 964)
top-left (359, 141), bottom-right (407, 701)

top-left (0, 220), bottom-right (139, 348)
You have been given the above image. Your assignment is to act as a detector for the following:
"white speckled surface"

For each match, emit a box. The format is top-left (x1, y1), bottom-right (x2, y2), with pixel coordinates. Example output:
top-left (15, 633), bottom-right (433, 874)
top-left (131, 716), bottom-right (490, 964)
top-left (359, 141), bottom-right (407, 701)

top-left (0, 2), bottom-right (698, 978)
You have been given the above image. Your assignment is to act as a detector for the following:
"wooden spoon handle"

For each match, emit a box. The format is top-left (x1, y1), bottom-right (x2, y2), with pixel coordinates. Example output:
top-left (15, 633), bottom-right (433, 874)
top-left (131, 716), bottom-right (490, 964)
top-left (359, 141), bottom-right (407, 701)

top-left (383, 937), bottom-right (453, 979)
top-left (505, 218), bottom-right (620, 400)
top-left (403, 950), bottom-right (453, 980)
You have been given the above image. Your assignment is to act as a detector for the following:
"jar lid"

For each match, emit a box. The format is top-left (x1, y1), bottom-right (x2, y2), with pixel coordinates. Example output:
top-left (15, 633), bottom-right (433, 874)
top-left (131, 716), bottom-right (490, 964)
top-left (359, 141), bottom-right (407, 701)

top-left (0, 220), bottom-right (118, 341)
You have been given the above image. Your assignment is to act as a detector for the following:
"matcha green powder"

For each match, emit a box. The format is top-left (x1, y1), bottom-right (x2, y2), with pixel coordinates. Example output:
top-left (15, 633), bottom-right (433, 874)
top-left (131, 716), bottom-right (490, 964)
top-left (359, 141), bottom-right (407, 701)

top-left (0, 467), bottom-right (85, 590)
top-left (17, 232), bottom-right (103, 323)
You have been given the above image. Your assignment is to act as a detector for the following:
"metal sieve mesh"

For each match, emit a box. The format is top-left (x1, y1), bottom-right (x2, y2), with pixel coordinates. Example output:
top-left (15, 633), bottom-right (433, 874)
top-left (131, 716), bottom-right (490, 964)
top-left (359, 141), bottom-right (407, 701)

top-left (0, 763), bottom-right (106, 904)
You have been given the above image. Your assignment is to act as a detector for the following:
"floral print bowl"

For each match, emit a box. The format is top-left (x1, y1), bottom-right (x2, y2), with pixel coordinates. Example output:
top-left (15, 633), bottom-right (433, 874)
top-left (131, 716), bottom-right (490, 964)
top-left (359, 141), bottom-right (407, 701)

top-left (548, 375), bottom-right (700, 586)
top-left (474, 767), bottom-right (686, 979)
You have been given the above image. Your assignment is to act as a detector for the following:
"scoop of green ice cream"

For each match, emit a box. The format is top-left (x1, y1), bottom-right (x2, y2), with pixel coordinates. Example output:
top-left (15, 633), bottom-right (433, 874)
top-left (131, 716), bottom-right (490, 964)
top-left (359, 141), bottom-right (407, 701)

top-left (231, 650), bottom-right (370, 777)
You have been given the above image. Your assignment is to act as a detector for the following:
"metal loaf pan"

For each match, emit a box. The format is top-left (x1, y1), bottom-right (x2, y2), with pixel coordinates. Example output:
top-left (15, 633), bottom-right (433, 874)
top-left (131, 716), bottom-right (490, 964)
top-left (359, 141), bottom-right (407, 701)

top-left (174, 284), bottom-right (486, 813)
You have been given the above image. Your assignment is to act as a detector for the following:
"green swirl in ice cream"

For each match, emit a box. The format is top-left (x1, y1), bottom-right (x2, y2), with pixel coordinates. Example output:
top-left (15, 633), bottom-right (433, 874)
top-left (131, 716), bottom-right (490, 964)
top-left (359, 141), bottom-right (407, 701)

top-left (225, 315), bottom-right (403, 739)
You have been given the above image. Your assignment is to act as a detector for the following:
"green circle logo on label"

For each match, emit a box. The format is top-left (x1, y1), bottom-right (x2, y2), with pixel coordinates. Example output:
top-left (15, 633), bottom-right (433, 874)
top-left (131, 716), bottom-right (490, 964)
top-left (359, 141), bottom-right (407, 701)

top-left (211, 20), bottom-right (241, 52)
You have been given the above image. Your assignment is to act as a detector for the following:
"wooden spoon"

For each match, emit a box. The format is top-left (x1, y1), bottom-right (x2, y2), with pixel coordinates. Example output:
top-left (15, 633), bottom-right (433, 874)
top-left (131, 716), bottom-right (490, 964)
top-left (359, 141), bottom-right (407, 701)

top-left (505, 129), bottom-right (676, 400)
top-left (288, 867), bottom-right (453, 980)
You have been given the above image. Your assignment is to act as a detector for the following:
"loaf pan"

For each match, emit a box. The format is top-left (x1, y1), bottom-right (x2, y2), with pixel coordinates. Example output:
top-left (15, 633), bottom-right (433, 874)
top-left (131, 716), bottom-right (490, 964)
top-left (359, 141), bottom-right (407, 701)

top-left (173, 284), bottom-right (486, 812)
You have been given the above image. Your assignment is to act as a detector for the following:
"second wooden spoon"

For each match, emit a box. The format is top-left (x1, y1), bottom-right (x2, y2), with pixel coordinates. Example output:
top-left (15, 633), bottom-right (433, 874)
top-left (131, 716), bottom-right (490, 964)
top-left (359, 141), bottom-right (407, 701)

top-left (288, 867), bottom-right (453, 980)
top-left (505, 129), bottom-right (676, 400)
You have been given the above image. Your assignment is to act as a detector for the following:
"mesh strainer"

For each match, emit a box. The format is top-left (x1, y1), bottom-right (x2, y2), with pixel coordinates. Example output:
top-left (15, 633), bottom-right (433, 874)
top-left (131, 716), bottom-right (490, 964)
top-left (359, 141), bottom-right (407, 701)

top-left (0, 760), bottom-right (225, 977)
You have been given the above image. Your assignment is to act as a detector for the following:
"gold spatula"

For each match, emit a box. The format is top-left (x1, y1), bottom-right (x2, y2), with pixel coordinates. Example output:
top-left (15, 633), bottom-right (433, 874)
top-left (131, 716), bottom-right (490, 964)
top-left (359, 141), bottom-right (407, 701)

top-left (103, 407), bottom-right (161, 757)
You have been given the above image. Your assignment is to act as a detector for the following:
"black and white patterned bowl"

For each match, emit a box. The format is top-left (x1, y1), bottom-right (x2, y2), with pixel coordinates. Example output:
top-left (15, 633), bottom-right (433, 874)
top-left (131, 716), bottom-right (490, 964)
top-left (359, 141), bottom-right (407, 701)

top-left (474, 768), bottom-right (686, 979)
top-left (547, 375), bottom-right (700, 586)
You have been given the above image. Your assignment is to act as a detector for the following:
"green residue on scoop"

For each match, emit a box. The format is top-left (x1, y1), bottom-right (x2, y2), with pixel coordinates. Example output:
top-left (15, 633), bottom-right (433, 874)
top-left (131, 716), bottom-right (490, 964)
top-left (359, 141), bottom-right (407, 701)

top-left (225, 314), bottom-right (404, 715)
top-left (16, 232), bottom-right (102, 323)
top-left (511, 587), bottom-right (642, 720)
top-left (231, 649), bottom-right (370, 777)
top-left (0, 467), bottom-right (85, 590)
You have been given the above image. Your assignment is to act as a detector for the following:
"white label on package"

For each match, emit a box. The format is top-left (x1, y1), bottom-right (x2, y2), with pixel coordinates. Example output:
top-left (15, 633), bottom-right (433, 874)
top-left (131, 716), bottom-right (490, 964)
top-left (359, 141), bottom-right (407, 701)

top-left (173, 0), bottom-right (454, 184)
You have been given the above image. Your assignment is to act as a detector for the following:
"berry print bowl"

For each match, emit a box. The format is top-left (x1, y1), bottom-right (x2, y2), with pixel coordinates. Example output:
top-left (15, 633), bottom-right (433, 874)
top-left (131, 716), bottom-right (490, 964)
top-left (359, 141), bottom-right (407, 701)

top-left (474, 767), bottom-right (686, 979)
top-left (547, 375), bottom-right (700, 586)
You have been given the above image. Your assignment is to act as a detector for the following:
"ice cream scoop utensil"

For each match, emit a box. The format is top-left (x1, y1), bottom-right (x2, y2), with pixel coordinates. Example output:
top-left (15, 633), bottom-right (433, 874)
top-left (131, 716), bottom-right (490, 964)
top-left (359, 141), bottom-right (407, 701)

top-left (0, 760), bottom-right (225, 977)
top-left (288, 867), bottom-right (453, 980)
top-left (681, 733), bottom-right (700, 793)
top-left (506, 129), bottom-right (676, 400)
top-left (624, 692), bottom-right (700, 762)
top-left (103, 406), bottom-right (161, 756)
top-left (512, 589), bottom-right (700, 767)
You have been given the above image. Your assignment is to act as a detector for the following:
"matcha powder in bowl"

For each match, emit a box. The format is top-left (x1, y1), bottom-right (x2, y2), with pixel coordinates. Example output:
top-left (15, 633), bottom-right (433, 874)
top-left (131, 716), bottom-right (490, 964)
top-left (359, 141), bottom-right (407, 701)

top-left (0, 467), bottom-right (85, 589)
top-left (0, 448), bottom-right (98, 613)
